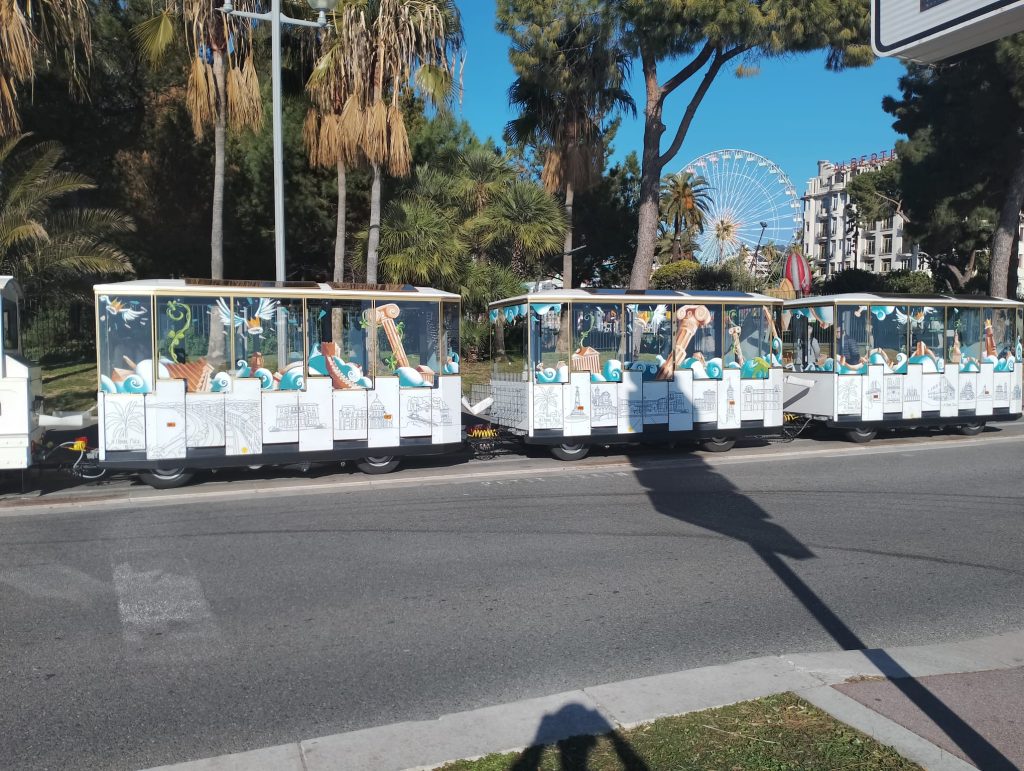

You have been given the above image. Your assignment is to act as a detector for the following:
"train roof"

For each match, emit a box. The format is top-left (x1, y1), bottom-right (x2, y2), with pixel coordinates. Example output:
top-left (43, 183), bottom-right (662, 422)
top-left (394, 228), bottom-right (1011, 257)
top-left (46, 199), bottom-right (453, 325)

top-left (489, 288), bottom-right (782, 309)
top-left (93, 278), bottom-right (461, 300)
top-left (784, 293), bottom-right (1024, 307)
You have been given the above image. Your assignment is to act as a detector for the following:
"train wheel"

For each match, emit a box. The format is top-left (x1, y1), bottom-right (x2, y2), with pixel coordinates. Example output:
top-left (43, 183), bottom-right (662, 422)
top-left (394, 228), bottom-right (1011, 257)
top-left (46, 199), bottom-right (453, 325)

top-left (956, 421), bottom-right (985, 436)
top-left (550, 442), bottom-right (590, 461)
top-left (700, 436), bottom-right (735, 453)
top-left (845, 426), bottom-right (876, 443)
top-left (357, 456), bottom-right (400, 474)
top-left (138, 467), bottom-right (195, 490)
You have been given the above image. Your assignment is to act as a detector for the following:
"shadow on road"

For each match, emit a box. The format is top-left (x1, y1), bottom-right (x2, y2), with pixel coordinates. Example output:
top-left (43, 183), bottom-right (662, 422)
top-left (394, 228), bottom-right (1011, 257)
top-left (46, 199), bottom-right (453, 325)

top-left (508, 703), bottom-right (649, 771)
top-left (630, 451), bottom-right (1017, 771)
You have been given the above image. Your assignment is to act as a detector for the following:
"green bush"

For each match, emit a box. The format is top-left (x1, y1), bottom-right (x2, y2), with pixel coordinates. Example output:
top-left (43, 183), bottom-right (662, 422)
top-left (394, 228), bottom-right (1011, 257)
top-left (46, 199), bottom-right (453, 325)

top-left (883, 270), bottom-right (936, 294)
top-left (461, 318), bottom-right (491, 362)
top-left (820, 268), bottom-right (884, 295)
top-left (650, 260), bottom-right (701, 289)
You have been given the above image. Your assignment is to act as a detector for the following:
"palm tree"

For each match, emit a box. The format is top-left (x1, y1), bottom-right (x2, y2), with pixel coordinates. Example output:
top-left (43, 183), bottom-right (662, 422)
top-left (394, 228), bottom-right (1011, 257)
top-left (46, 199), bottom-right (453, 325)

top-left (0, 0), bottom-right (91, 137)
top-left (503, 7), bottom-right (633, 288)
top-left (307, 0), bottom-right (463, 284)
top-left (133, 0), bottom-right (264, 281)
top-left (377, 194), bottom-right (466, 290)
top-left (660, 171), bottom-right (711, 261)
top-left (0, 134), bottom-right (133, 298)
top-left (472, 180), bottom-right (567, 278)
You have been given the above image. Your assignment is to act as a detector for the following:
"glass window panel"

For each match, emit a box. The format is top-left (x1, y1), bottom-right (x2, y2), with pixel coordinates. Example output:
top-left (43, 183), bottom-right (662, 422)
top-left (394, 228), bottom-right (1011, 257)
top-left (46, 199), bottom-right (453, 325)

top-left (491, 304), bottom-right (528, 380)
top-left (530, 302), bottom-right (568, 382)
top-left (441, 301), bottom-right (460, 375)
top-left (724, 305), bottom-right (775, 374)
top-left (790, 305), bottom-right (834, 370)
top-left (947, 307), bottom-right (982, 368)
top-left (867, 305), bottom-right (908, 364)
top-left (625, 303), bottom-right (674, 379)
top-left (986, 306), bottom-right (1016, 360)
top-left (97, 294), bottom-right (153, 393)
top-left (836, 306), bottom-right (868, 368)
top-left (570, 302), bottom-right (623, 381)
top-left (307, 298), bottom-right (373, 389)
top-left (908, 305), bottom-right (944, 371)
top-left (230, 297), bottom-right (305, 389)
top-left (372, 300), bottom-right (442, 387)
top-left (3, 301), bottom-right (19, 353)
top-left (155, 296), bottom-right (231, 392)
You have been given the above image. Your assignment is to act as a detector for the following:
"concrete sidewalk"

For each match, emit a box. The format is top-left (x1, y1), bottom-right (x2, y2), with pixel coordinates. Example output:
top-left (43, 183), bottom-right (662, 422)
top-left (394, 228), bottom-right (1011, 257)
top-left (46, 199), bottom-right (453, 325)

top-left (144, 629), bottom-right (1024, 771)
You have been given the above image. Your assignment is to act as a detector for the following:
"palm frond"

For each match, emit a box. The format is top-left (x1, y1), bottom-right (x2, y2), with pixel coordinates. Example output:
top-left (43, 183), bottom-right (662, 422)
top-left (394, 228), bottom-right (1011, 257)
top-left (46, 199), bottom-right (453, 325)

top-left (132, 11), bottom-right (177, 65)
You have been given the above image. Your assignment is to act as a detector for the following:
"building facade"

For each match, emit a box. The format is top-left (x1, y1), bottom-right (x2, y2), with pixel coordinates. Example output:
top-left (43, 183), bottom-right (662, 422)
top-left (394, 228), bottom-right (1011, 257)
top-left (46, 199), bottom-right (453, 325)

top-left (801, 151), bottom-right (923, 277)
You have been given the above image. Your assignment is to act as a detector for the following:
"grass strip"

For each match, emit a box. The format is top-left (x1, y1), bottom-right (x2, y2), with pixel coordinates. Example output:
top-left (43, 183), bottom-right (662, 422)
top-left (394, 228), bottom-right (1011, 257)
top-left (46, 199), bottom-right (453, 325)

top-left (435, 692), bottom-right (921, 770)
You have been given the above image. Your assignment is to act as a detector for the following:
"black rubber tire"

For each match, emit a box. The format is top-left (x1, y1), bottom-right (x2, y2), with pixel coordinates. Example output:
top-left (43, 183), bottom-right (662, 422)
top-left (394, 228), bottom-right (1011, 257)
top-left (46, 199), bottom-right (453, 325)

top-left (356, 456), bottom-right (400, 475)
top-left (550, 442), bottom-right (590, 461)
top-left (956, 421), bottom-right (985, 436)
top-left (700, 436), bottom-right (735, 453)
top-left (845, 427), bottom-right (877, 443)
top-left (138, 467), bottom-right (195, 489)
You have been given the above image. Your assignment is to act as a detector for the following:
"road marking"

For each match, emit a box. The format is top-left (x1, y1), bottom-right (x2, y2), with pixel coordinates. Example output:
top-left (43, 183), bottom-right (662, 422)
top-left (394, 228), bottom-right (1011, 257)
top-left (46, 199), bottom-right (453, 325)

top-left (2, 430), bottom-right (1022, 516)
top-left (112, 553), bottom-right (224, 660)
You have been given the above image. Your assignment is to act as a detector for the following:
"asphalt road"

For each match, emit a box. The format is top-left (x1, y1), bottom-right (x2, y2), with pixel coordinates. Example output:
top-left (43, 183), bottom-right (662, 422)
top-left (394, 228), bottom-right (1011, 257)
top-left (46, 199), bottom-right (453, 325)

top-left (1, 424), bottom-right (1023, 770)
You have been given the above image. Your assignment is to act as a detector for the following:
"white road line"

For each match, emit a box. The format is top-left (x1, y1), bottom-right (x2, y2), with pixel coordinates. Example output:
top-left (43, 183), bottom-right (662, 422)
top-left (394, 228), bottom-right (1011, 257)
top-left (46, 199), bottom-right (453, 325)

top-left (3, 431), bottom-right (1023, 516)
top-left (112, 554), bottom-right (223, 660)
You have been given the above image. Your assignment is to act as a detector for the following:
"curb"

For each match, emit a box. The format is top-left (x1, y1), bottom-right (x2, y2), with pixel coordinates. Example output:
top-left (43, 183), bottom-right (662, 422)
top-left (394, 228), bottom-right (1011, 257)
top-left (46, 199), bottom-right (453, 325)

top-left (142, 629), bottom-right (1024, 771)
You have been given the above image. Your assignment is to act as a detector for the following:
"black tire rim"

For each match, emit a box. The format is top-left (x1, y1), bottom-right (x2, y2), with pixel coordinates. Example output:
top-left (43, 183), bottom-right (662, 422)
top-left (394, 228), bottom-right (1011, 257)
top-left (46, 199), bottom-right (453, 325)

top-left (560, 443), bottom-right (585, 453)
top-left (151, 467), bottom-right (186, 479)
top-left (364, 456), bottom-right (394, 466)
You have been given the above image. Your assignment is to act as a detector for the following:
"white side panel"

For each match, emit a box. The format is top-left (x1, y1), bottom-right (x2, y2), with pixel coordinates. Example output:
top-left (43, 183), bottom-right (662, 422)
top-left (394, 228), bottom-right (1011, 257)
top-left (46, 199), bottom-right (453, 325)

top-left (958, 372), bottom-right (978, 412)
top-left (739, 377), bottom-right (764, 423)
top-left (669, 370), bottom-right (694, 432)
top-left (491, 380), bottom-right (530, 432)
top-left (782, 372), bottom-right (835, 419)
top-left (333, 388), bottom-right (369, 441)
top-left (145, 379), bottom-right (186, 460)
top-left (861, 365), bottom-right (884, 422)
top-left (642, 381), bottom-right (669, 424)
top-left (102, 393), bottom-right (146, 452)
top-left (400, 389), bottom-right (433, 437)
top-left (262, 390), bottom-right (299, 444)
top-left (367, 378), bottom-right (401, 448)
top-left (590, 381), bottom-right (618, 428)
top-left (993, 371), bottom-right (1011, 409)
top-left (563, 374), bottom-right (592, 437)
top-left (532, 384), bottom-right (563, 431)
top-left (692, 379), bottom-right (719, 424)
top-left (432, 377), bottom-right (461, 445)
top-left (921, 373), bottom-right (941, 413)
top-left (883, 374), bottom-right (903, 414)
top-left (1013, 365), bottom-right (1023, 414)
top-left (762, 369), bottom-right (784, 428)
top-left (837, 376), bottom-right (863, 416)
top-left (617, 372), bottom-right (643, 434)
top-left (185, 393), bottom-right (225, 447)
top-left (225, 378), bottom-right (262, 456)
top-left (977, 362), bottom-right (994, 416)
top-left (717, 370), bottom-right (741, 430)
top-left (940, 367), bottom-right (959, 418)
top-left (299, 378), bottom-right (333, 452)
top-left (902, 364), bottom-right (923, 420)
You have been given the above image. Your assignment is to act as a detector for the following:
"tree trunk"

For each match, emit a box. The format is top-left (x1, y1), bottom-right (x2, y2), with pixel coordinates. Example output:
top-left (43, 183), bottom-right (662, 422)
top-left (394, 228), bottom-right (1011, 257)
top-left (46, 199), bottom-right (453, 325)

top-left (331, 160), bottom-right (347, 343)
top-left (366, 163), bottom-right (382, 284)
top-left (208, 48), bottom-right (227, 365)
top-left (629, 56), bottom-right (666, 290)
top-left (562, 182), bottom-right (574, 289)
top-left (990, 144), bottom-right (1024, 298)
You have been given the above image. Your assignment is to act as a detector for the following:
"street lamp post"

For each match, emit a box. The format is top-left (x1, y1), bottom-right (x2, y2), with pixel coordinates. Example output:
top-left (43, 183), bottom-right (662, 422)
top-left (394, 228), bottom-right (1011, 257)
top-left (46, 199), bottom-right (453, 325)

top-left (220, 0), bottom-right (337, 284)
top-left (752, 221), bottom-right (768, 274)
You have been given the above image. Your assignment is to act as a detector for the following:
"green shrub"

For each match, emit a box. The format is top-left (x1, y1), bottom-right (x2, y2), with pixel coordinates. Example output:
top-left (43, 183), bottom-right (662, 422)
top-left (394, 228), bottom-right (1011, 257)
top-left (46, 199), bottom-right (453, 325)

top-left (650, 260), bottom-right (701, 289)
top-left (883, 270), bottom-right (936, 294)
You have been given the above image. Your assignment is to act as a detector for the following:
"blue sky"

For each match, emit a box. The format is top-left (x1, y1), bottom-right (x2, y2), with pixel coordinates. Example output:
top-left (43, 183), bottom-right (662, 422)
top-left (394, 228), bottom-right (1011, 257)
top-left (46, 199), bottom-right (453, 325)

top-left (456, 0), bottom-right (908, 190)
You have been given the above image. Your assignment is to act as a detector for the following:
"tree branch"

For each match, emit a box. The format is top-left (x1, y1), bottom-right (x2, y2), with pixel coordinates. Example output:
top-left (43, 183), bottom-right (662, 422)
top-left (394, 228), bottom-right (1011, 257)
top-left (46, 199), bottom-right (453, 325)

top-left (658, 45), bottom-right (748, 169)
top-left (658, 41), bottom-right (715, 104)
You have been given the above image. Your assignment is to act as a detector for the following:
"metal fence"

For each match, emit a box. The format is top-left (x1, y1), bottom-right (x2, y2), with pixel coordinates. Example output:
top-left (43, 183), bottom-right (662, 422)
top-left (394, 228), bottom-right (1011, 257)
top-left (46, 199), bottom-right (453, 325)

top-left (22, 299), bottom-right (95, 362)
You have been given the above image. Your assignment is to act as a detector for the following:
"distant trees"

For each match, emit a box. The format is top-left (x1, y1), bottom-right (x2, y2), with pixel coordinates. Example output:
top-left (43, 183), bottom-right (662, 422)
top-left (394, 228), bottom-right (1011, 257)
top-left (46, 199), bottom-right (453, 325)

top-left (659, 171), bottom-right (711, 262)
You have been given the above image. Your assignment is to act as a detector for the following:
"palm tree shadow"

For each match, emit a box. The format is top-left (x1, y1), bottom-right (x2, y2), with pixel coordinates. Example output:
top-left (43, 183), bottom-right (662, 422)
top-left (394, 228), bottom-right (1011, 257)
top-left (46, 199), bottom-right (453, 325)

top-left (631, 457), bottom-right (1017, 771)
top-left (509, 703), bottom-right (649, 771)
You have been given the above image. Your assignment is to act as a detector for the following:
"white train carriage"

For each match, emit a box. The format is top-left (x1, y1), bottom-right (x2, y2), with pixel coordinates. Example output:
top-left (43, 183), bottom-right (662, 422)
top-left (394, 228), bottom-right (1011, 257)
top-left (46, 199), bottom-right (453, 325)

top-left (0, 277), bottom-right (43, 471)
top-left (94, 279), bottom-right (463, 486)
top-left (486, 289), bottom-right (786, 459)
top-left (781, 294), bottom-right (1024, 441)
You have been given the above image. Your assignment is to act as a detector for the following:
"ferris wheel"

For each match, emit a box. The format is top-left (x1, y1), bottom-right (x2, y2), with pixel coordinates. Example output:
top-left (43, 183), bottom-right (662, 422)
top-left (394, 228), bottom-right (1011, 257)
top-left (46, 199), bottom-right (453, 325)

top-left (680, 149), bottom-right (801, 268)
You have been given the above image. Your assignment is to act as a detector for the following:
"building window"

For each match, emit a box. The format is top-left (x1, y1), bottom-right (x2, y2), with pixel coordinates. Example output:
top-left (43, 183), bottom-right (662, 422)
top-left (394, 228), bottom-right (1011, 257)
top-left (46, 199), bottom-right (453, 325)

top-left (866, 240), bottom-right (877, 256)
top-left (883, 235), bottom-right (893, 254)
top-left (882, 259), bottom-right (891, 272)
top-left (882, 214), bottom-right (894, 229)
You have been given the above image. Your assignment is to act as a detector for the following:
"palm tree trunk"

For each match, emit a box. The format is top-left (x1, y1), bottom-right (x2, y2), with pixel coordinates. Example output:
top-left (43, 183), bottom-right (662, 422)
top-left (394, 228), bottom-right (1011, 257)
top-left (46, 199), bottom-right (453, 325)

top-left (562, 182), bottom-right (574, 289)
top-left (208, 48), bottom-right (227, 366)
top-left (366, 163), bottom-right (382, 283)
top-left (331, 160), bottom-right (347, 342)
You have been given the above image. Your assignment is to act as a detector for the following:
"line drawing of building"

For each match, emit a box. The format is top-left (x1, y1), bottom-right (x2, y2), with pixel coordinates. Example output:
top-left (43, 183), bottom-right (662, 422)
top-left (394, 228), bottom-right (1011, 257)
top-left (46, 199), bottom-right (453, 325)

top-left (368, 394), bottom-right (394, 429)
top-left (643, 396), bottom-right (669, 416)
top-left (693, 388), bottom-right (717, 414)
top-left (591, 388), bottom-right (617, 421)
top-left (904, 384), bottom-right (921, 402)
top-left (742, 384), bottom-right (781, 410)
top-left (273, 404), bottom-right (323, 431)
top-left (995, 382), bottom-right (1008, 401)
top-left (565, 387), bottom-right (589, 421)
top-left (337, 404), bottom-right (368, 431)
top-left (725, 383), bottom-right (736, 421)
top-left (864, 380), bottom-right (881, 403)
top-left (1013, 383), bottom-right (1022, 402)
top-left (960, 381), bottom-right (976, 401)
top-left (668, 393), bottom-right (691, 414)
top-left (884, 377), bottom-right (902, 404)
top-left (927, 379), bottom-right (956, 402)
top-left (617, 399), bottom-right (644, 418)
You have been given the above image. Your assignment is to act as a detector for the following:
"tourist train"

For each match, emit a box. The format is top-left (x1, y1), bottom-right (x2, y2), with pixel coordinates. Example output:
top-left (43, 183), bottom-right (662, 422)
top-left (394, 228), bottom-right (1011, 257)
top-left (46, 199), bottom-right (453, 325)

top-left (0, 278), bottom-right (1020, 488)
